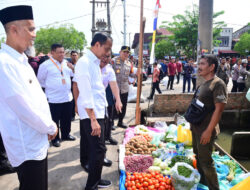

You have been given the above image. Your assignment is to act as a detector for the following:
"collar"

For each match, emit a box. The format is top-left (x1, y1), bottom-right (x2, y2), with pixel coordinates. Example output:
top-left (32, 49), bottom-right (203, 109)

top-left (1, 43), bottom-right (28, 64)
top-left (50, 56), bottom-right (64, 65)
top-left (87, 49), bottom-right (100, 66)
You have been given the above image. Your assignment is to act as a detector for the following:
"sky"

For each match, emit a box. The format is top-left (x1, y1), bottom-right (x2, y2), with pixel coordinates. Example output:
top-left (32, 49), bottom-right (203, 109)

top-left (0, 0), bottom-right (249, 53)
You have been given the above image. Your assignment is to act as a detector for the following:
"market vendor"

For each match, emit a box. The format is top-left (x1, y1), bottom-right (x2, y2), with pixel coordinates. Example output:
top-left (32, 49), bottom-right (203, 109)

top-left (191, 55), bottom-right (228, 190)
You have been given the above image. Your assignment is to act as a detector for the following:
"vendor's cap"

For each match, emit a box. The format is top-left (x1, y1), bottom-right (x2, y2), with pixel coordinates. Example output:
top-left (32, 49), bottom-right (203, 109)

top-left (0, 5), bottom-right (33, 25)
top-left (121, 46), bottom-right (130, 52)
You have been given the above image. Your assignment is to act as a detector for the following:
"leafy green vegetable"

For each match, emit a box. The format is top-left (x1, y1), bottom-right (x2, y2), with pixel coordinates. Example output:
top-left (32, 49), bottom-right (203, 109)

top-left (177, 165), bottom-right (192, 178)
top-left (223, 160), bottom-right (238, 181)
top-left (169, 155), bottom-right (193, 168)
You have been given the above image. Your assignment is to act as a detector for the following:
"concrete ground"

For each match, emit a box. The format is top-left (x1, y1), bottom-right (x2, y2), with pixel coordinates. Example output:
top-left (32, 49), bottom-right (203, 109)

top-left (0, 76), bottom-right (233, 190)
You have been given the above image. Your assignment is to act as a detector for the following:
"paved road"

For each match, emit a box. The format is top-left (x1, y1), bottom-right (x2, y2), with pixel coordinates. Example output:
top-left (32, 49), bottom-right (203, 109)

top-left (0, 76), bottom-right (233, 190)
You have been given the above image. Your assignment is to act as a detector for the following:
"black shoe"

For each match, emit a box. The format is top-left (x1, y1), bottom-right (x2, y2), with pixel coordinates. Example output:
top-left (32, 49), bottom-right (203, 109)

top-left (117, 122), bottom-right (127, 128)
top-left (81, 163), bottom-right (89, 173)
top-left (111, 125), bottom-right (116, 130)
top-left (52, 140), bottom-right (61, 147)
top-left (62, 135), bottom-right (76, 141)
top-left (103, 158), bottom-right (112, 167)
top-left (170, 88), bottom-right (174, 90)
top-left (107, 137), bottom-right (118, 145)
top-left (98, 179), bottom-right (112, 188)
top-left (147, 97), bottom-right (153, 100)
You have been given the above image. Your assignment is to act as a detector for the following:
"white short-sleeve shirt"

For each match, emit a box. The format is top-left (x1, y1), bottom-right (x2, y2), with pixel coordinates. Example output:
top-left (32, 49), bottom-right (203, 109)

top-left (101, 64), bottom-right (116, 88)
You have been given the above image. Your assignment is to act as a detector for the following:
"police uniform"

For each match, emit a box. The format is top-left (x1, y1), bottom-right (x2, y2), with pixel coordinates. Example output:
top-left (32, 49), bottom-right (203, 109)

top-left (112, 46), bottom-right (135, 127)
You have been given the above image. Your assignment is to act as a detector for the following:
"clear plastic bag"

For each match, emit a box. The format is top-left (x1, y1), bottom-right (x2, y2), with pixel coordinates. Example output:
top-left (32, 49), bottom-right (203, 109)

top-left (171, 162), bottom-right (200, 190)
top-left (246, 88), bottom-right (250, 102)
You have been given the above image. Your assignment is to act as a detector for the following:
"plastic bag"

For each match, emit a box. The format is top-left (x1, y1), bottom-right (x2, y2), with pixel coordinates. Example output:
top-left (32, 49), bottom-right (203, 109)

top-left (177, 125), bottom-right (192, 146)
top-left (128, 84), bottom-right (145, 103)
top-left (246, 88), bottom-right (250, 102)
top-left (171, 162), bottom-right (200, 190)
top-left (119, 170), bottom-right (126, 190)
top-left (154, 121), bottom-right (168, 128)
top-left (161, 76), bottom-right (168, 86)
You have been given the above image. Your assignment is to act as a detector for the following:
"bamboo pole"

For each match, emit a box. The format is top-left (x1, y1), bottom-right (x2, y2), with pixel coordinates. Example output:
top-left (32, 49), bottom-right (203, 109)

top-left (135, 0), bottom-right (145, 125)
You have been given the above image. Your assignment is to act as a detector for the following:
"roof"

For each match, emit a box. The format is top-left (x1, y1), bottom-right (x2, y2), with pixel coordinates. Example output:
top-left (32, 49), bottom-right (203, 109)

top-left (218, 50), bottom-right (239, 54)
top-left (131, 28), bottom-right (173, 49)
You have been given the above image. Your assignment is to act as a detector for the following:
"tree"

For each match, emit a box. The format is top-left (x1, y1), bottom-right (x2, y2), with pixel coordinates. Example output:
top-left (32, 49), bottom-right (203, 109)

top-left (159, 4), bottom-right (225, 58)
top-left (154, 39), bottom-right (176, 59)
top-left (35, 24), bottom-right (87, 54)
top-left (234, 32), bottom-right (250, 56)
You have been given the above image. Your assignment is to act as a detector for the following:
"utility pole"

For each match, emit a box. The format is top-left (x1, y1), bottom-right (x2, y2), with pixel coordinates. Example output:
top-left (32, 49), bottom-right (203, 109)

top-left (90, 0), bottom-right (112, 38)
top-left (197, 0), bottom-right (213, 86)
top-left (121, 0), bottom-right (127, 46)
top-left (198, 0), bottom-right (213, 55)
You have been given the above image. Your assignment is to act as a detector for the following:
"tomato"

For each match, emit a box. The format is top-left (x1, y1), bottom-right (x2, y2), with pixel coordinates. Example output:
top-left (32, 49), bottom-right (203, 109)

top-left (155, 183), bottom-right (160, 188)
top-left (127, 181), bottom-right (132, 187)
top-left (148, 185), bottom-right (155, 190)
top-left (166, 178), bottom-right (171, 185)
top-left (143, 181), bottom-right (149, 187)
top-left (131, 176), bottom-right (135, 181)
top-left (135, 179), bottom-right (139, 184)
top-left (131, 186), bottom-right (136, 190)
top-left (136, 183), bottom-right (142, 188)
top-left (148, 179), bottom-right (153, 186)
top-left (159, 186), bottom-right (166, 190)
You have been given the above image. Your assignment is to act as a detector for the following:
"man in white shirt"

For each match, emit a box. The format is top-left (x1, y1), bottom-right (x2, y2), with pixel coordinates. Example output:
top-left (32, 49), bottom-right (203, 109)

top-left (74, 33), bottom-right (113, 190)
top-left (37, 44), bottom-right (76, 147)
top-left (0, 5), bottom-right (57, 190)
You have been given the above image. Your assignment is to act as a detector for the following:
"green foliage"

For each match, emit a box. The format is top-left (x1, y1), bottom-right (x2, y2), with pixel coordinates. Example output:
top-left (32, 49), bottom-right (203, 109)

top-left (159, 4), bottom-right (225, 58)
top-left (0, 37), bottom-right (5, 48)
top-left (155, 39), bottom-right (176, 59)
top-left (234, 32), bottom-right (250, 56)
top-left (35, 24), bottom-right (87, 54)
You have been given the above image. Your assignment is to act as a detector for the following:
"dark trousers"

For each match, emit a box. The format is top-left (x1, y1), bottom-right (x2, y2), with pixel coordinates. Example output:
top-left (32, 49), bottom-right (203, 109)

top-left (71, 100), bottom-right (75, 119)
top-left (192, 130), bottom-right (219, 190)
top-left (49, 102), bottom-right (72, 141)
top-left (105, 105), bottom-right (114, 140)
top-left (177, 72), bottom-right (181, 84)
top-left (238, 83), bottom-right (245, 92)
top-left (16, 157), bottom-right (48, 190)
top-left (80, 119), bottom-right (106, 190)
top-left (118, 92), bottom-right (128, 124)
top-left (0, 134), bottom-right (7, 163)
top-left (167, 75), bottom-right (175, 89)
top-left (192, 78), bottom-right (197, 91)
top-left (183, 76), bottom-right (191, 93)
top-left (231, 80), bottom-right (238, 92)
top-left (149, 81), bottom-right (162, 98)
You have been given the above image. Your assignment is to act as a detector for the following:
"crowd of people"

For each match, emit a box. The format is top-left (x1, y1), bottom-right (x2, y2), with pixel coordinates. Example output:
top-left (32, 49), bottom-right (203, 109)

top-left (146, 55), bottom-right (250, 99)
top-left (0, 4), bottom-right (249, 190)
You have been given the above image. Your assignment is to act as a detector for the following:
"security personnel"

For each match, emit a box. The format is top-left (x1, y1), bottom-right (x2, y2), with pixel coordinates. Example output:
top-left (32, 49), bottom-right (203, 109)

top-left (112, 46), bottom-right (136, 128)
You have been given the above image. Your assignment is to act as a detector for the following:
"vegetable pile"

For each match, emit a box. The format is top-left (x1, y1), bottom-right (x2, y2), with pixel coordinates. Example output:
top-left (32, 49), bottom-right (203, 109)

top-left (125, 137), bottom-right (156, 156)
top-left (177, 165), bottom-right (192, 178)
top-left (124, 155), bottom-right (154, 173)
top-left (125, 171), bottom-right (174, 190)
top-left (169, 155), bottom-right (193, 168)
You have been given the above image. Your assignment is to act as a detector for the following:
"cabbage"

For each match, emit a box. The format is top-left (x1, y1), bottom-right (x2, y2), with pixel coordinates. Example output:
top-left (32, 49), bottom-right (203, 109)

top-left (159, 162), bottom-right (168, 170)
top-left (148, 166), bottom-right (161, 172)
top-left (153, 158), bottom-right (162, 166)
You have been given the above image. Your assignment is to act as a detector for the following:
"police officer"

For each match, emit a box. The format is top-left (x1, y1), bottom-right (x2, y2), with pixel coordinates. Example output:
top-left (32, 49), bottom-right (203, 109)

top-left (112, 46), bottom-right (136, 128)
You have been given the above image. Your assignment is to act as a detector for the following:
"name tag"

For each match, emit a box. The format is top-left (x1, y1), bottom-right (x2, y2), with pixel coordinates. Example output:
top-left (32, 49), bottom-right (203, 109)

top-left (196, 99), bottom-right (204, 107)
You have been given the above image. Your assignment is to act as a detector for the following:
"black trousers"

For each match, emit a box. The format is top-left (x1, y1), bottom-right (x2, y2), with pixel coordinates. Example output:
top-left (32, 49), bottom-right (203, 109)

top-left (231, 80), bottom-right (238, 92)
top-left (192, 78), bottom-right (197, 91)
top-left (118, 92), bottom-right (128, 124)
top-left (177, 72), bottom-right (181, 84)
top-left (238, 83), bottom-right (246, 92)
top-left (105, 105), bottom-right (114, 140)
top-left (183, 76), bottom-right (191, 93)
top-left (71, 100), bottom-right (75, 119)
top-left (49, 102), bottom-right (72, 141)
top-left (80, 119), bottom-right (106, 190)
top-left (167, 75), bottom-right (175, 89)
top-left (16, 157), bottom-right (48, 190)
top-left (0, 134), bottom-right (7, 163)
top-left (149, 81), bottom-right (162, 98)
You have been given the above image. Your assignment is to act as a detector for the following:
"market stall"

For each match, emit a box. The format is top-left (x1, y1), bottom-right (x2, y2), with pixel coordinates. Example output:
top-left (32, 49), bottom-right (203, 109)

top-left (119, 120), bottom-right (249, 190)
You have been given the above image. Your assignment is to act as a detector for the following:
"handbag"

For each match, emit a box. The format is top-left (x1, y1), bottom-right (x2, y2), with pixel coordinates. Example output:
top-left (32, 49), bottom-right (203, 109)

top-left (184, 87), bottom-right (214, 124)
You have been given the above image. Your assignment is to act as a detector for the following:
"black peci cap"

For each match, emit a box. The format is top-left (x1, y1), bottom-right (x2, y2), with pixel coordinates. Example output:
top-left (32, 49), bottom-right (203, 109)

top-left (0, 5), bottom-right (33, 25)
top-left (121, 46), bottom-right (130, 52)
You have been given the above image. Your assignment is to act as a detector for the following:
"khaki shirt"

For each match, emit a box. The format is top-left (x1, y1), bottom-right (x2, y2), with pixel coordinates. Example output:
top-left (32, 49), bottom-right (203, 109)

top-left (111, 56), bottom-right (135, 94)
top-left (191, 76), bottom-right (228, 134)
